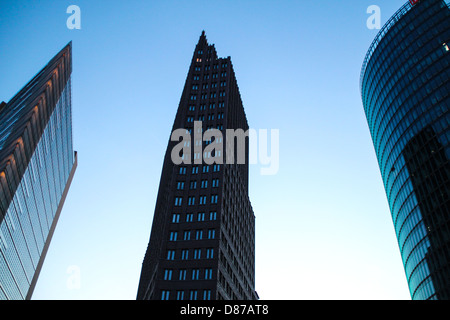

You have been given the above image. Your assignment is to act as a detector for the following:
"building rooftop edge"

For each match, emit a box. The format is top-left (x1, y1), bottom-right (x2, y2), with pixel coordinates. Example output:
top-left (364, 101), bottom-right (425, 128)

top-left (360, 1), bottom-right (412, 91)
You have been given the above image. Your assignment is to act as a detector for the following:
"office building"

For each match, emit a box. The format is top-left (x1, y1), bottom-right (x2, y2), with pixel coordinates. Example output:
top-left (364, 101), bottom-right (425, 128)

top-left (360, 0), bottom-right (450, 300)
top-left (0, 43), bottom-right (77, 300)
top-left (137, 32), bottom-right (258, 300)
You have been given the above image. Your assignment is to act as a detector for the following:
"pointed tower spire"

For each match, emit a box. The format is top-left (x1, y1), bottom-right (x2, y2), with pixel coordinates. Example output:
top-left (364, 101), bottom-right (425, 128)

top-left (197, 30), bottom-right (208, 49)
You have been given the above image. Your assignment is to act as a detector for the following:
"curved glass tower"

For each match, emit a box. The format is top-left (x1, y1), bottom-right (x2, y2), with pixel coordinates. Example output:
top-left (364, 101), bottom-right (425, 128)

top-left (361, 0), bottom-right (450, 300)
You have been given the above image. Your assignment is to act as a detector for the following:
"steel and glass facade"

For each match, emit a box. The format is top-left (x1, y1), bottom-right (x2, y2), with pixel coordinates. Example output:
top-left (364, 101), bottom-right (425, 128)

top-left (0, 43), bottom-right (77, 300)
top-left (137, 32), bottom-right (258, 300)
top-left (361, 0), bottom-right (450, 300)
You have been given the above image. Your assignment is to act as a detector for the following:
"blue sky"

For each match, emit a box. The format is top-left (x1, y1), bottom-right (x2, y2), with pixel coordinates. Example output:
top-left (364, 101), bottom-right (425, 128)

top-left (0, 0), bottom-right (413, 299)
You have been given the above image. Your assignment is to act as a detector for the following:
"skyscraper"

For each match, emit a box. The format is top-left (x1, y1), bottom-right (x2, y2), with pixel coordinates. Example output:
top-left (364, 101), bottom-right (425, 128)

top-left (0, 43), bottom-right (77, 300)
top-left (360, 0), bottom-right (450, 300)
top-left (137, 32), bottom-right (258, 300)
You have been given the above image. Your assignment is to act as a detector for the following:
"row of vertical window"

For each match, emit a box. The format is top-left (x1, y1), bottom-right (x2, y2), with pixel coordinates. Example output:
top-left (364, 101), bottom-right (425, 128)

top-left (183, 125), bottom-right (224, 136)
top-left (194, 56), bottom-right (227, 69)
top-left (163, 268), bottom-right (214, 281)
top-left (174, 195), bottom-right (219, 207)
top-left (161, 289), bottom-right (212, 300)
top-left (187, 113), bottom-right (224, 122)
top-left (176, 179), bottom-right (220, 190)
top-left (178, 164), bottom-right (221, 175)
top-left (192, 81), bottom-right (226, 90)
top-left (172, 211), bottom-right (217, 223)
top-left (188, 102), bottom-right (225, 111)
top-left (192, 72), bottom-right (227, 82)
top-left (169, 229), bottom-right (216, 241)
top-left (190, 91), bottom-right (226, 100)
top-left (166, 248), bottom-right (215, 260)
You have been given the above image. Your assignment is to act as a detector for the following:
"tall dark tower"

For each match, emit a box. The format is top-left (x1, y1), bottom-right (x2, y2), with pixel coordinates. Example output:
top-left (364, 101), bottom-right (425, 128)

top-left (137, 32), bottom-right (258, 300)
top-left (361, 0), bottom-right (450, 300)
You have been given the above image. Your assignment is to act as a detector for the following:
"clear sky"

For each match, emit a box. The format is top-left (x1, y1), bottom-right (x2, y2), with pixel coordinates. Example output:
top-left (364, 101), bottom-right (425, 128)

top-left (0, 0), bottom-right (414, 300)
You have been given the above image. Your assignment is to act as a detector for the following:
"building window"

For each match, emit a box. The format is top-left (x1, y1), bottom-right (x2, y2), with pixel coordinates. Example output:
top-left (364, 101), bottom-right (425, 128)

top-left (179, 167), bottom-right (186, 175)
top-left (212, 179), bottom-right (219, 188)
top-left (203, 290), bottom-right (211, 300)
top-left (196, 230), bottom-right (203, 240)
top-left (208, 229), bottom-right (215, 239)
top-left (209, 211), bottom-right (217, 221)
top-left (188, 196), bottom-right (195, 206)
top-left (201, 180), bottom-right (208, 188)
top-left (181, 249), bottom-right (189, 260)
top-left (213, 164), bottom-right (220, 172)
top-left (190, 290), bottom-right (198, 300)
top-left (206, 248), bottom-right (214, 259)
top-left (202, 165), bottom-right (209, 173)
top-left (179, 269), bottom-right (187, 281)
top-left (169, 231), bottom-right (178, 241)
top-left (205, 268), bottom-right (213, 280)
top-left (183, 230), bottom-right (191, 241)
top-left (192, 166), bottom-right (199, 174)
top-left (211, 195), bottom-right (218, 204)
top-left (192, 269), bottom-right (200, 280)
top-left (161, 290), bottom-right (170, 300)
top-left (198, 212), bottom-right (205, 221)
top-left (186, 213), bottom-right (194, 222)
top-left (177, 182), bottom-right (185, 190)
top-left (174, 197), bottom-right (182, 206)
top-left (177, 291), bottom-right (185, 300)
top-left (172, 214), bottom-right (180, 223)
top-left (194, 249), bottom-right (201, 259)
top-left (164, 269), bottom-right (173, 280)
top-left (167, 250), bottom-right (175, 260)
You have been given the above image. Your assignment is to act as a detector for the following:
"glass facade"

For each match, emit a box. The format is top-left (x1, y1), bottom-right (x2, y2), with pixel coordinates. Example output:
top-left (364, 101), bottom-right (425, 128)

top-left (361, 0), bottom-right (450, 300)
top-left (0, 43), bottom-right (77, 300)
